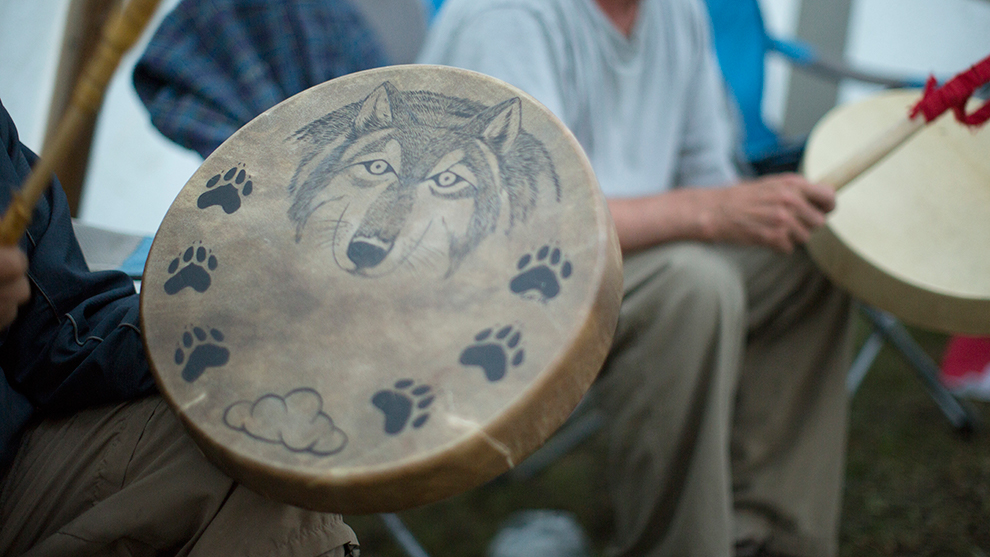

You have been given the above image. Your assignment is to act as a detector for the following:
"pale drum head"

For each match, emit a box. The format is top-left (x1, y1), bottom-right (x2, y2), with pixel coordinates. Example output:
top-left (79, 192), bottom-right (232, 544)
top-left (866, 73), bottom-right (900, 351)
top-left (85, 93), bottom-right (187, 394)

top-left (140, 65), bottom-right (622, 513)
top-left (804, 89), bottom-right (990, 335)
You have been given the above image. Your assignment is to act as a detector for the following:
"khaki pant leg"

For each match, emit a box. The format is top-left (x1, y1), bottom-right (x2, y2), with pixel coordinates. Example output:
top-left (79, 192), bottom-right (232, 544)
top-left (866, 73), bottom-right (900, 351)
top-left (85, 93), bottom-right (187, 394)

top-left (597, 243), bottom-right (853, 557)
top-left (0, 396), bottom-right (357, 557)
top-left (724, 245), bottom-right (854, 557)
top-left (598, 243), bottom-right (748, 557)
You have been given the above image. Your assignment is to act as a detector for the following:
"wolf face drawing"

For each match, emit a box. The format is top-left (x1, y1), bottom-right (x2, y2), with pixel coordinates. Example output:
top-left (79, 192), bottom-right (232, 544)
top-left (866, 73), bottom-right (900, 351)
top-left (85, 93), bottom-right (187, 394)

top-left (287, 82), bottom-right (560, 278)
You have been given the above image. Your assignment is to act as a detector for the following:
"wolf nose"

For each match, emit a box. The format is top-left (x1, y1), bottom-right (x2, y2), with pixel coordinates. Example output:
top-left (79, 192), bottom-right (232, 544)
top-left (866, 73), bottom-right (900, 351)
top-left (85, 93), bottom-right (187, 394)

top-left (347, 238), bottom-right (390, 269)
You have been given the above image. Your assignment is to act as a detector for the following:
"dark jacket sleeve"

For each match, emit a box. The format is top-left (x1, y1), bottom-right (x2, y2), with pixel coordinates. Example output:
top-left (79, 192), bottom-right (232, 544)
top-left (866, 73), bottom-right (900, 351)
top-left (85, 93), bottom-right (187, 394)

top-left (0, 101), bottom-right (155, 416)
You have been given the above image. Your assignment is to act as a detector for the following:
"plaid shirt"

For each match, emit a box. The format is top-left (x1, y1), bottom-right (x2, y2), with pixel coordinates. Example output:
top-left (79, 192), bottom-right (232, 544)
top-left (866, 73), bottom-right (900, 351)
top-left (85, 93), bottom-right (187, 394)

top-left (133, 0), bottom-right (388, 158)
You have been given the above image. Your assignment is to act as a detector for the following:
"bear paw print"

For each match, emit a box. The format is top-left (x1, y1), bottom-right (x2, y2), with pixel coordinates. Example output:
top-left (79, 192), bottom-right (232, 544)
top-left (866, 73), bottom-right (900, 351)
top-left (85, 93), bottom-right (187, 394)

top-left (197, 165), bottom-right (253, 214)
top-left (371, 379), bottom-right (435, 435)
top-left (164, 243), bottom-right (218, 295)
top-left (175, 326), bottom-right (230, 382)
top-left (510, 246), bottom-right (572, 301)
top-left (459, 325), bottom-right (525, 382)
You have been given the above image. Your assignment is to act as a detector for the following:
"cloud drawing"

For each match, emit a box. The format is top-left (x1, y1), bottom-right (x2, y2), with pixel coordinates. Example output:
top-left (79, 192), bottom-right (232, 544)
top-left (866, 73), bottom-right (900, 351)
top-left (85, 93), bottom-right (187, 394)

top-left (224, 388), bottom-right (347, 456)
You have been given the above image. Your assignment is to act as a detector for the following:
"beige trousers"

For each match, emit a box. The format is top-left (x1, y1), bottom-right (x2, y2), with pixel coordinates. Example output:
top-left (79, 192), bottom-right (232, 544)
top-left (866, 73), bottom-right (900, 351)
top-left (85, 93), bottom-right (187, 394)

top-left (0, 396), bottom-right (358, 557)
top-left (597, 242), bottom-right (854, 557)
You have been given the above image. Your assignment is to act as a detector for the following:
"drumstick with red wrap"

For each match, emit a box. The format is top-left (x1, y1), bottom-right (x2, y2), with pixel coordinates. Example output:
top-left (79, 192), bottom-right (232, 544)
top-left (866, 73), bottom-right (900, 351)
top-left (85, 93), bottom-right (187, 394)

top-left (0, 0), bottom-right (161, 245)
top-left (817, 52), bottom-right (990, 191)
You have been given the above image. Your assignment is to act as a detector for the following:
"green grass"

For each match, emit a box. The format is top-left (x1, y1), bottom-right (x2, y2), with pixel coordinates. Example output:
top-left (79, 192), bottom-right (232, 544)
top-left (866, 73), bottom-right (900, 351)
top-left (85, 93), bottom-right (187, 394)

top-left (841, 326), bottom-right (990, 556)
top-left (345, 319), bottom-right (990, 556)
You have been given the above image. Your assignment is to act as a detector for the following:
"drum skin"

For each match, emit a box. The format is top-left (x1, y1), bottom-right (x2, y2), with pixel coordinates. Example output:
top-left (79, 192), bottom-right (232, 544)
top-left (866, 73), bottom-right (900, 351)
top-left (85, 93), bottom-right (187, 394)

top-left (140, 65), bottom-right (622, 513)
top-left (804, 89), bottom-right (990, 335)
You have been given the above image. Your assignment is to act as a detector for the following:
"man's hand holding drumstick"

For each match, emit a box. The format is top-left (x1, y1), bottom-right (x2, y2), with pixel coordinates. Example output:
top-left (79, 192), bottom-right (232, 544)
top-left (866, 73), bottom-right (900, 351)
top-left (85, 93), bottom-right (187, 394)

top-left (607, 173), bottom-right (835, 254)
top-left (694, 174), bottom-right (836, 253)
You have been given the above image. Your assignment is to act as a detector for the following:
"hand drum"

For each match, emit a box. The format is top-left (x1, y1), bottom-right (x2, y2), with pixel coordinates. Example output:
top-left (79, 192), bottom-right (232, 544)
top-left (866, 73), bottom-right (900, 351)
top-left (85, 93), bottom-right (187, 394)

top-left (140, 65), bottom-right (622, 513)
top-left (804, 89), bottom-right (990, 335)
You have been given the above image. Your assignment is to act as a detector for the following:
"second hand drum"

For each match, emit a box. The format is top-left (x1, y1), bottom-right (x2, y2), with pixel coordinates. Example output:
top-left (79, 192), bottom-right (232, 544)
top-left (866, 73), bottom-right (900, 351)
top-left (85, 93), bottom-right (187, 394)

top-left (140, 65), bottom-right (622, 514)
top-left (804, 89), bottom-right (990, 335)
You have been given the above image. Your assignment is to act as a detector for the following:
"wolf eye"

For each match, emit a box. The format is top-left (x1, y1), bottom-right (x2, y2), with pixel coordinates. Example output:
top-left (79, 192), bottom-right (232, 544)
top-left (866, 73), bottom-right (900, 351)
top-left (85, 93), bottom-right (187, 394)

top-left (361, 160), bottom-right (393, 175)
top-left (432, 171), bottom-right (465, 189)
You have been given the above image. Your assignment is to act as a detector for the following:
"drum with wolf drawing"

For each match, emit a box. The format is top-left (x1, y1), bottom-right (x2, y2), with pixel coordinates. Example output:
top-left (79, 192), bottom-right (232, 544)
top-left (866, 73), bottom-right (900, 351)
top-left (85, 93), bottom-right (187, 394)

top-left (803, 89), bottom-right (990, 335)
top-left (139, 65), bottom-right (622, 513)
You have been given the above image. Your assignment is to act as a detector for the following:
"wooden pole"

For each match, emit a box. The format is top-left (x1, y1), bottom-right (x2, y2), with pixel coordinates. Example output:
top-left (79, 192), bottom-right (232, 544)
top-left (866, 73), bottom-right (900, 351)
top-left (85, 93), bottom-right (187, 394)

top-left (43, 0), bottom-right (123, 216)
top-left (0, 0), bottom-right (161, 245)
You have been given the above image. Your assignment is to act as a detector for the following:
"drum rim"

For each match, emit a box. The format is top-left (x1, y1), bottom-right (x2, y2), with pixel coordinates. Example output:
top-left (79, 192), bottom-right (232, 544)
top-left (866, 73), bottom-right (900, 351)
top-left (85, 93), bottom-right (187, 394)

top-left (808, 224), bottom-right (990, 335)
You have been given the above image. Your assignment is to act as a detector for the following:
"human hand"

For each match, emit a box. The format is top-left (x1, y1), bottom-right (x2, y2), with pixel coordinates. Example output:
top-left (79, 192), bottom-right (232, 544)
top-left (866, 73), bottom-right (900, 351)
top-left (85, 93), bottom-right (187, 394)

top-left (0, 247), bottom-right (30, 329)
top-left (707, 174), bottom-right (836, 253)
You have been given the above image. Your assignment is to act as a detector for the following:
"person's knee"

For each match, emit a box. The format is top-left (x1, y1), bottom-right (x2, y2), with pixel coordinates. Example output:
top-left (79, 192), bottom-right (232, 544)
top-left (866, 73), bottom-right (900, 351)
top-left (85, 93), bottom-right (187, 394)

top-left (660, 245), bottom-right (745, 323)
top-left (617, 244), bottom-right (745, 354)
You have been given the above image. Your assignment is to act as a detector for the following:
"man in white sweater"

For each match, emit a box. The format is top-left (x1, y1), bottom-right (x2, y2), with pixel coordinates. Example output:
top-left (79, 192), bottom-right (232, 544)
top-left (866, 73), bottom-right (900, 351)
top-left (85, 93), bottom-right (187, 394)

top-left (419, 0), bottom-right (854, 556)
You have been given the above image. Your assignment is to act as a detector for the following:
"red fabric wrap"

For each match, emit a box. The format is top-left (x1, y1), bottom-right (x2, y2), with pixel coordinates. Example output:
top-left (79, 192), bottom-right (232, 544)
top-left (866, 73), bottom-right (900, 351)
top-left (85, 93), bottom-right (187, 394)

top-left (910, 53), bottom-right (990, 126)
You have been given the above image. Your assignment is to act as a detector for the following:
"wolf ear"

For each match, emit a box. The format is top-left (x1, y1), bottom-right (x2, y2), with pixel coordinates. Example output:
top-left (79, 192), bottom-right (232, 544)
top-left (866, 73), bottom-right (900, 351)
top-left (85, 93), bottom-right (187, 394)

top-left (474, 97), bottom-right (521, 154)
top-left (355, 82), bottom-right (396, 132)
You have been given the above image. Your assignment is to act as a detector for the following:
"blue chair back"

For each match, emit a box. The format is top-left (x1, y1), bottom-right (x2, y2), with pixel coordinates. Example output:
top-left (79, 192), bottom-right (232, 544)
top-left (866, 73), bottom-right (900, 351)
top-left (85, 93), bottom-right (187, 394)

top-left (703, 0), bottom-right (781, 161)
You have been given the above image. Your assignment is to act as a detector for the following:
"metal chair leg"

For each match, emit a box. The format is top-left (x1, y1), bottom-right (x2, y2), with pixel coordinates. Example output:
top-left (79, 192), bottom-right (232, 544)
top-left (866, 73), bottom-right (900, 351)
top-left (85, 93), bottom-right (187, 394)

top-left (379, 513), bottom-right (432, 557)
top-left (858, 305), bottom-right (980, 433)
top-left (847, 328), bottom-right (884, 394)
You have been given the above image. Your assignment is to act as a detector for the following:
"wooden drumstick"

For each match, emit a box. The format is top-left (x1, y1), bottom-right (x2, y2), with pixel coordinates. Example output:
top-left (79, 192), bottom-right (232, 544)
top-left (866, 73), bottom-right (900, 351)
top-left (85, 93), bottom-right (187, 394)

top-left (817, 53), bottom-right (990, 191)
top-left (0, 0), bottom-right (161, 245)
